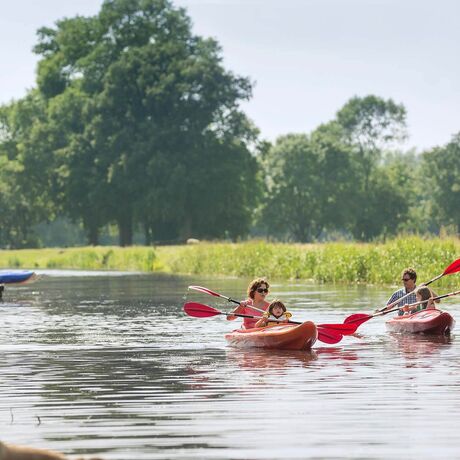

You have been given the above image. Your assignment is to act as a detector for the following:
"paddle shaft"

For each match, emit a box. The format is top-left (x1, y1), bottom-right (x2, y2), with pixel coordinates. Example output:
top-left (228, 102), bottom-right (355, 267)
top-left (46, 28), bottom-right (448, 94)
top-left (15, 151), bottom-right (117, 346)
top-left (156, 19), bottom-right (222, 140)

top-left (188, 285), bottom-right (267, 315)
top-left (219, 310), bottom-right (301, 324)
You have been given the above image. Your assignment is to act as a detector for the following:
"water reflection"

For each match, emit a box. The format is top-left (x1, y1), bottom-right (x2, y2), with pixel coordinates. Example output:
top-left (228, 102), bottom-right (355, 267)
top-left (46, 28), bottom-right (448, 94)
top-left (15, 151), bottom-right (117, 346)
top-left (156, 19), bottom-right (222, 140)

top-left (225, 348), bottom-right (318, 371)
top-left (388, 332), bottom-right (453, 363)
top-left (1, 273), bottom-right (460, 459)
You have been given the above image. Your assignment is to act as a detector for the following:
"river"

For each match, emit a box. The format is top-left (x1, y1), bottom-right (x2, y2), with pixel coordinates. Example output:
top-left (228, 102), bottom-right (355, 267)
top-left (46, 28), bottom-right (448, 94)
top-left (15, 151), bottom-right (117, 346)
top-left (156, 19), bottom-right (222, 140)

top-left (0, 271), bottom-right (458, 459)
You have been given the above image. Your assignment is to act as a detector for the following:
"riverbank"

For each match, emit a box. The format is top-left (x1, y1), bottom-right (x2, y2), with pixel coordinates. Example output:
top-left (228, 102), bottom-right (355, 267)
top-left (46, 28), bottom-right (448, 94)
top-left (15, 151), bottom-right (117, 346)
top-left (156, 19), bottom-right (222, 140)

top-left (1, 236), bottom-right (459, 286)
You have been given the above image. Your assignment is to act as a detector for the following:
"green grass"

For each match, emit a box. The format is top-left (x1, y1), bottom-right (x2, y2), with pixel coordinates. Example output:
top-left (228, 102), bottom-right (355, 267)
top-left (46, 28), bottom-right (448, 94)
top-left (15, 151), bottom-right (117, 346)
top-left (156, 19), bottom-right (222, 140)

top-left (0, 246), bottom-right (162, 272)
top-left (1, 236), bottom-right (459, 287)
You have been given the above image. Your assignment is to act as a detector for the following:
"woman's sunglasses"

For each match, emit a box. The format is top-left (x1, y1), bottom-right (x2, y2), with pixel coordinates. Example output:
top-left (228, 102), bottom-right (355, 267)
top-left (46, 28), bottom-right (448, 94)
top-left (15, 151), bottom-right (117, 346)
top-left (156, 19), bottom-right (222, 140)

top-left (256, 288), bottom-right (269, 293)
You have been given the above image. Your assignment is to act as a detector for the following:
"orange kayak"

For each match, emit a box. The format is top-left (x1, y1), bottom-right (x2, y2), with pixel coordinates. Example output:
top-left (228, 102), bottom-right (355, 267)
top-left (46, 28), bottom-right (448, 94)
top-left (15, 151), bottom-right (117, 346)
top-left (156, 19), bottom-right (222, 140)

top-left (386, 309), bottom-right (455, 335)
top-left (225, 321), bottom-right (317, 351)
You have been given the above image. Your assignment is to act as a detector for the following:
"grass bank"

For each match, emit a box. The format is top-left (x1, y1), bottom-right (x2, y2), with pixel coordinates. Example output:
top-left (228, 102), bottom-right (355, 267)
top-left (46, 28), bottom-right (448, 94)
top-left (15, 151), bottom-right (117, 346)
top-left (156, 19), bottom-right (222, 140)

top-left (1, 236), bottom-right (459, 287)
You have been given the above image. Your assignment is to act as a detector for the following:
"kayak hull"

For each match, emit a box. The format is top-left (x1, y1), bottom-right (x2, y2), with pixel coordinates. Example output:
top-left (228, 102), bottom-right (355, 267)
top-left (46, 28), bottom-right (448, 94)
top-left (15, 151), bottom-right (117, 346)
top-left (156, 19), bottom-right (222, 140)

top-left (386, 309), bottom-right (455, 335)
top-left (0, 270), bottom-right (36, 285)
top-left (225, 321), bottom-right (317, 351)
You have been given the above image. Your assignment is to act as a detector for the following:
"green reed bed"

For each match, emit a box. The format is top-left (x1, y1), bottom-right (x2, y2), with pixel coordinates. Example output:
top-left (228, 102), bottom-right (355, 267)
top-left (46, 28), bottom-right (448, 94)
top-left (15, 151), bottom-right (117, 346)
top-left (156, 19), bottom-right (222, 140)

top-left (0, 246), bottom-right (161, 272)
top-left (1, 236), bottom-right (459, 287)
top-left (161, 237), bottom-right (460, 287)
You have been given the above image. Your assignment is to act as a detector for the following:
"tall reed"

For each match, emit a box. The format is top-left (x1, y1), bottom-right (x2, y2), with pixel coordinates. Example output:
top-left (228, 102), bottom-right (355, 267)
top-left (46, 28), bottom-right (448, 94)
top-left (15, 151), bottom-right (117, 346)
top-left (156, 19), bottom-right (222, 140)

top-left (1, 237), bottom-right (459, 287)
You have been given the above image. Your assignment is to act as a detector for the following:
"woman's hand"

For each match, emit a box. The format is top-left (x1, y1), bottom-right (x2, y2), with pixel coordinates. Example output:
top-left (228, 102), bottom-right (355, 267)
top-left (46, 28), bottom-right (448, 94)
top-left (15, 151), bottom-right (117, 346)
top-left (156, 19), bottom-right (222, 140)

top-left (226, 301), bottom-right (248, 321)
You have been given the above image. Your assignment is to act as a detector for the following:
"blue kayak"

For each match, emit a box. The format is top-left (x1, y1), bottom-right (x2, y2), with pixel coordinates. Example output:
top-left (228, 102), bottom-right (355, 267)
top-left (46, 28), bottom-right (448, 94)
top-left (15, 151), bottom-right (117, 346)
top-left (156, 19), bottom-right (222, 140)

top-left (0, 270), bottom-right (36, 284)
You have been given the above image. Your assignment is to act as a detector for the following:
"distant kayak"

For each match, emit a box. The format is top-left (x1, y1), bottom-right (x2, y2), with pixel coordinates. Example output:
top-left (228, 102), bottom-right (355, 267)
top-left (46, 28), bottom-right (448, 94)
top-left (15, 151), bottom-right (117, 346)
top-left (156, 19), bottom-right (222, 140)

top-left (386, 309), bottom-right (455, 335)
top-left (0, 270), bottom-right (36, 285)
top-left (225, 321), bottom-right (317, 351)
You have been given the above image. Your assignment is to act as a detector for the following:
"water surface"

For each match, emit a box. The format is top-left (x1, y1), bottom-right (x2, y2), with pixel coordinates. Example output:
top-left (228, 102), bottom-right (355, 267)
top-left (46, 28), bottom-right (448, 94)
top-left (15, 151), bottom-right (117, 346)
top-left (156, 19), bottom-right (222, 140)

top-left (0, 272), bottom-right (458, 459)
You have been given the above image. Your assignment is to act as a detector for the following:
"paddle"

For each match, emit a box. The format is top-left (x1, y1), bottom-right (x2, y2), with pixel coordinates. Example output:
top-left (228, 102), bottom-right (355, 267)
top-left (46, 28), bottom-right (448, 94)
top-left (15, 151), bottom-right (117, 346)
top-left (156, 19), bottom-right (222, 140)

top-left (344, 289), bottom-right (460, 328)
top-left (189, 285), bottom-right (242, 306)
top-left (344, 258), bottom-right (460, 327)
top-left (188, 285), bottom-right (357, 335)
top-left (183, 302), bottom-right (353, 344)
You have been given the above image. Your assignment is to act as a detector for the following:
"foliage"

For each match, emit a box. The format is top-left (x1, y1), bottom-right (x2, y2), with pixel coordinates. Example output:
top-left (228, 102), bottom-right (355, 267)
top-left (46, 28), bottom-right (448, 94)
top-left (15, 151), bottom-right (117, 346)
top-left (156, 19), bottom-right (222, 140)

top-left (422, 133), bottom-right (460, 233)
top-left (3, 237), bottom-right (459, 288)
top-left (0, 0), bottom-right (458, 248)
top-left (28, 0), bottom-right (260, 245)
top-left (260, 132), bottom-right (355, 241)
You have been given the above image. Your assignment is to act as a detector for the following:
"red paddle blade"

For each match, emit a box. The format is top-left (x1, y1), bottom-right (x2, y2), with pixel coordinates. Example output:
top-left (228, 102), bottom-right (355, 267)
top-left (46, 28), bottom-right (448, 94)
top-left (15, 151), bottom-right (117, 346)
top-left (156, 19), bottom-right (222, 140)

top-left (183, 302), bottom-right (221, 318)
top-left (319, 322), bottom-right (357, 335)
top-left (317, 327), bottom-right (343, 344)
top-left (443, 258), bottom-right (460, 275)
top-left (188, 285), bottom-right (221, 297)
top-left (343, 313), bottom-right (372, 326)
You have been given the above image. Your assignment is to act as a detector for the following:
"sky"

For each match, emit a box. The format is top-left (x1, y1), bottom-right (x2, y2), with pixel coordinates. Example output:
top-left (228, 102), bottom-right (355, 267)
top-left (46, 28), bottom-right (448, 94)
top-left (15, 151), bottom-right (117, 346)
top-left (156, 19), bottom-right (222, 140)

top-left (1, 0), bottom-right (459, 151)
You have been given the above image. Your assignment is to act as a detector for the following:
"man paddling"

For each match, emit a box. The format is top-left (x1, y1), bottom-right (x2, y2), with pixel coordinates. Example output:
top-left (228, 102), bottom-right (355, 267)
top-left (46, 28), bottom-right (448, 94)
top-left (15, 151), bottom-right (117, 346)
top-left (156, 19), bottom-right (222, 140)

top-left (382, 268), bottom-right (417, 316)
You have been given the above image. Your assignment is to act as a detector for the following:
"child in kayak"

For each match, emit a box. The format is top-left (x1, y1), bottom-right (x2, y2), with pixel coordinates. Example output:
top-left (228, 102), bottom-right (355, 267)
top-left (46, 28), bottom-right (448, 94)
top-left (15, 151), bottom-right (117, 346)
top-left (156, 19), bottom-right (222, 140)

top-left (227, 278), bottom-right (271, 329)
top-left (255, 300), bottom-right (292, 327)
top-left (401, 286), bottom-right (437, 315)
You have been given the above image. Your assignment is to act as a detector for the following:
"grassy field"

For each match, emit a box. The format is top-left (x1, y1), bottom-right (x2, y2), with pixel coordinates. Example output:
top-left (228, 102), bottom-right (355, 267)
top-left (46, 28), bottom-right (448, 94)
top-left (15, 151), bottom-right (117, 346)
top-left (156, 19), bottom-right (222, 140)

top-left (1, 236), bottom-right (459, 286)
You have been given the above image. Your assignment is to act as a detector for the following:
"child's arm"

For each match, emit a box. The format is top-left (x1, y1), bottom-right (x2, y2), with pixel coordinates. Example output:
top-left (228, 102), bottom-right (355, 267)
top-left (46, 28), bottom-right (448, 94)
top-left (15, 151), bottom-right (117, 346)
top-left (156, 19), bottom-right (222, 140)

top-left (255, 317), bottom-right (268, 328)
top-left (426, 298), bottom-right (436, 309)
top-left (401, 304), bottom-right (413, 314)
top-left (255, 311), bottom-right (270, 327)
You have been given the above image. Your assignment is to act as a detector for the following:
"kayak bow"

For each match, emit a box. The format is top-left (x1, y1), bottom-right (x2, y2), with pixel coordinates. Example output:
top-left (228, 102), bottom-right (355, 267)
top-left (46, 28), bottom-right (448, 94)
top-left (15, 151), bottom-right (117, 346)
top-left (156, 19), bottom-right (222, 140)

top-left (225, 321), bottom-right (317, 351)
top-left (385, 309), bottom-right (455, 335)
top-left (0, 270), bottom-right (36, 285)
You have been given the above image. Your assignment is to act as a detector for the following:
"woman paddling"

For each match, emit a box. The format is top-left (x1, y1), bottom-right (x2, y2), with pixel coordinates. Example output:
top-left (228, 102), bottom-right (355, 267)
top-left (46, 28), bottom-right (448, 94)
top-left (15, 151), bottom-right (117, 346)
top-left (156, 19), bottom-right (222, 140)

top-left (227, 278), bottom-right (271, 329)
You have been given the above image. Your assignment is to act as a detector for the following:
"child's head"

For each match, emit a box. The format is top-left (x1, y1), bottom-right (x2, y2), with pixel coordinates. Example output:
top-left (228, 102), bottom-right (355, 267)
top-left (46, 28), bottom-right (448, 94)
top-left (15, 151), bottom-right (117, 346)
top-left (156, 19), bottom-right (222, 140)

top-left (416, 286), bottom-right (432, 302)
top-left (268, 300), bottom-right (286, 318)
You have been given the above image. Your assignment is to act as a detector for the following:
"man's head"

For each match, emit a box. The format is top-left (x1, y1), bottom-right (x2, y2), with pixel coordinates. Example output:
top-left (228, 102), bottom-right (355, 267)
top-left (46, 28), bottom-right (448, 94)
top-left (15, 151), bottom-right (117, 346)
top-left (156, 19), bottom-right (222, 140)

top-left (401, 268), bottom-right (417, 290)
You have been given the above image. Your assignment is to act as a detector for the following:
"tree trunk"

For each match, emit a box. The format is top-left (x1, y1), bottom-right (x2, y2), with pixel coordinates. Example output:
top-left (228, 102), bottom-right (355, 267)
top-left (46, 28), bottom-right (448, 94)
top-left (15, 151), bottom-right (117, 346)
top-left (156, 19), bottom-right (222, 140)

top-left (86, 225), bottom-right (99, 246)
top-left (118, 211), bottom-right (133, 246)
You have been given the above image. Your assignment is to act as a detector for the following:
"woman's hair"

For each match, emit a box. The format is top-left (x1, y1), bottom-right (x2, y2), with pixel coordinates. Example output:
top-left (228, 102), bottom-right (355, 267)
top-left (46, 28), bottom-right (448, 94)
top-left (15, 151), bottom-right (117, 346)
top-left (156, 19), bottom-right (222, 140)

top-left (268, 300), bottom-right (286, 315)
top-left (247, 278), bottom-right (270, 299)
top-left (402, 267), bottom-right (417, 281)
top-left (416, 286), bottom-right (432, 301)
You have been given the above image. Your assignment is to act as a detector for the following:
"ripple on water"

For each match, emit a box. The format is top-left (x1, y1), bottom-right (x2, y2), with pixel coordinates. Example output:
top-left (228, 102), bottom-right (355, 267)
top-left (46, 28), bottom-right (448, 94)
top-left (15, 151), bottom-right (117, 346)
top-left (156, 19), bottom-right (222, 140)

top-left (0, 274), bottom-right (459, 459)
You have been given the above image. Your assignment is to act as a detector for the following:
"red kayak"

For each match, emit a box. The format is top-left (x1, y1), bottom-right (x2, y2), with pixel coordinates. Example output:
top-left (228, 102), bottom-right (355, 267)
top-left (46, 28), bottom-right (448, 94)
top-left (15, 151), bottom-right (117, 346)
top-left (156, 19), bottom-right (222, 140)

top-left (225, 321), bottom-right (317, 351)
top-left (386, 309), bottom-right (455, 335)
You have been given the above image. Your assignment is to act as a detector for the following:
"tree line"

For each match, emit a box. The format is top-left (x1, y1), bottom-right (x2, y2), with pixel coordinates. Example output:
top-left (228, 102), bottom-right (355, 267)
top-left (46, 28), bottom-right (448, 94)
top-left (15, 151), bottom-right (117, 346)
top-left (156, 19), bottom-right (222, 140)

top-left (0, 0), bottom-right (459, 248)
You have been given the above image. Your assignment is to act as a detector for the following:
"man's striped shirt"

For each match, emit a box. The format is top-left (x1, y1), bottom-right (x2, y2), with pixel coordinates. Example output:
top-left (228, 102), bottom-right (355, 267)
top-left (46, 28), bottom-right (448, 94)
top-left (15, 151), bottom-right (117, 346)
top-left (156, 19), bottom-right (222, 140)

top-left (387, 287), bottom-right (417, 315)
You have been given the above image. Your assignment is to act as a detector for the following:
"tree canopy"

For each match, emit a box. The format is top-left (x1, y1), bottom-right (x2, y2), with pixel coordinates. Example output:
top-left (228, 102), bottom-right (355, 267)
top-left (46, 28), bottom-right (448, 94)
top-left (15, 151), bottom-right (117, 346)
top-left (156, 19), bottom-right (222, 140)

top-left (0, 1), bottom-right (459, 248)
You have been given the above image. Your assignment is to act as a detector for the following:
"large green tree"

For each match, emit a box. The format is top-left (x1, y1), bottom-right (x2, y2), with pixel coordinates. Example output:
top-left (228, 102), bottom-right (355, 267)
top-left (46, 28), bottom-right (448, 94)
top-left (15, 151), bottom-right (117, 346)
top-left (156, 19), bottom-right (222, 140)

top-left (335, 95), bottom-right (408, 240)
top-left (33, 0), bottom-right (258, 245)
top-left (0, 94), bottom-right (54, 247)
top-left (260, 131), bottom-right (354, 242)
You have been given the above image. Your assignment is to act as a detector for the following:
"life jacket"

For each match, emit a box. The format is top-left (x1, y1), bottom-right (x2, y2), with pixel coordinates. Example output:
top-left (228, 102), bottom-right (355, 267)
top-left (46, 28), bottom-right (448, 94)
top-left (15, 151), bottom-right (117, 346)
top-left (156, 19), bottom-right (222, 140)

top-left (265, 312), bottom-right (292, 326)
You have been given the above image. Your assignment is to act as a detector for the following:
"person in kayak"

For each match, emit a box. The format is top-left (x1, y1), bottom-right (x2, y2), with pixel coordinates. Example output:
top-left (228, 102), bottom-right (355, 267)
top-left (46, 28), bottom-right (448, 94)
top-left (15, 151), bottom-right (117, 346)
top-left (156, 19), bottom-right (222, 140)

top-left (401, 286), bottom-right (437, 315)
top-left (227, 278), bottom-right (271, 329)
top-left (255, 300), bottom-right (293, 327)
top-left (383, 268), bottom-right (418, 316)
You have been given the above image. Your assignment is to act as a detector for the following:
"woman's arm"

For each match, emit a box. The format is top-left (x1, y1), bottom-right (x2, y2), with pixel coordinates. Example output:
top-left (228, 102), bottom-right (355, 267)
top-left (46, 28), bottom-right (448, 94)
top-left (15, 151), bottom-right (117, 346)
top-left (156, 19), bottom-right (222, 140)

top-left (226, 301), bottom-right (248, 321)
